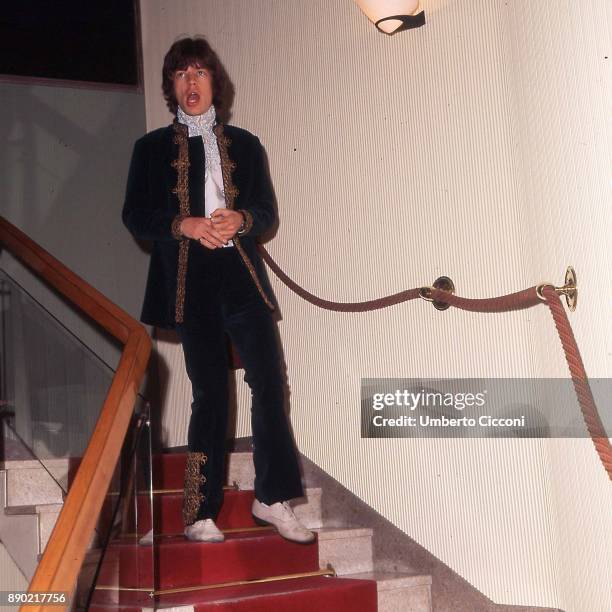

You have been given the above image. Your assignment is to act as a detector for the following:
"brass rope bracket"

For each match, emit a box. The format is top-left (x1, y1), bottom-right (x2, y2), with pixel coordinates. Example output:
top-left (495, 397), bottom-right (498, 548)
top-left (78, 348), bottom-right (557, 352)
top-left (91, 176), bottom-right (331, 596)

top-left (536, 266), bottom-right (578, 312)
top-left (419, 276), bottom-right (455, 311)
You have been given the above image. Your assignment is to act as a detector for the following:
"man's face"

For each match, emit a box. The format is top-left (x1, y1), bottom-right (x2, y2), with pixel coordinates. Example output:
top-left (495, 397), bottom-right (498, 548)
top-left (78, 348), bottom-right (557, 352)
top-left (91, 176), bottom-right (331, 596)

top-left (173, 65), bottom-right (213, 116)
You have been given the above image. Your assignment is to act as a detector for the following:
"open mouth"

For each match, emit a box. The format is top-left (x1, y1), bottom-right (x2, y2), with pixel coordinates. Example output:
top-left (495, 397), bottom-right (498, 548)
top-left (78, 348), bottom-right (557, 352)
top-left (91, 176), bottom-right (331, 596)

top-left (187, 91), bottom-right (200, 105)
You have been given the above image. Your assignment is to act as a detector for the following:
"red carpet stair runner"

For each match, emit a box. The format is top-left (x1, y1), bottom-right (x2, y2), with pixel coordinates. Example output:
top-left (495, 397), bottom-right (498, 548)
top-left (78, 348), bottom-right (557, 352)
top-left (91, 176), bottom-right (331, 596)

top-left (89, 452), bottom-right (380, 611)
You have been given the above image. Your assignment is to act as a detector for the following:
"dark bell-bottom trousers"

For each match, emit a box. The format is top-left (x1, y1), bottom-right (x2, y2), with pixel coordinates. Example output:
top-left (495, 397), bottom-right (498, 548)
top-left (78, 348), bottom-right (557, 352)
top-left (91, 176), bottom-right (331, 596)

top-left (177, 246), bottom-right (304, 526)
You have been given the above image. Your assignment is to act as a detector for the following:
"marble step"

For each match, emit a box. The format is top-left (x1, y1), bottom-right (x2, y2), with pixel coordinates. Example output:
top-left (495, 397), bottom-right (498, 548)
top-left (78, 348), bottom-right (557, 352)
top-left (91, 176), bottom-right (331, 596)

top-left (316, 527), bottom-right (374, 575)
top-left (36, 503), bottom-right (64, 552)
top-left (5, 502), bottom-right (65, 552)
top-left (227, 451), bottom-right (255, 489)
top-left (0, 471), bottom-right (40, 579)
top-left (345, 571), bottom-right (433, 612)
top-left (1, 459), bottom-right (67, 506)
top-left (1, 452), bottom-right (258, 504)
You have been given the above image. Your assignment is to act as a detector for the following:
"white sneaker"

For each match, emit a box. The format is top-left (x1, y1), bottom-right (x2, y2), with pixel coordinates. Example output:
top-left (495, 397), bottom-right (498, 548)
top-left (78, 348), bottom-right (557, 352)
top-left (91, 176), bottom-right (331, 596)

top-left (252, 499), bottom-right (315, 544)
top-left (184, 518), bottom-right (225, 543)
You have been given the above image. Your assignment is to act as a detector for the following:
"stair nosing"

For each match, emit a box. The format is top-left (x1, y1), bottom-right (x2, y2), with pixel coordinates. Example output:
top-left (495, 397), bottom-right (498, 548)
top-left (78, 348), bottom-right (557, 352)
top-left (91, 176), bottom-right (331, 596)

top-left (314, 527), bottom-right (373, 540)
top-left (343, 570), bottom-right (433, 590)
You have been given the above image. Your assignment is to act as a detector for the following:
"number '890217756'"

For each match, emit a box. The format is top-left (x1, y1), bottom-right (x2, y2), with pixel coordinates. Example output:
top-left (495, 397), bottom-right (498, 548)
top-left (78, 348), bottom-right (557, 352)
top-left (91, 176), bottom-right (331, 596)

top-left (1, 591), bottom-right (68, 606)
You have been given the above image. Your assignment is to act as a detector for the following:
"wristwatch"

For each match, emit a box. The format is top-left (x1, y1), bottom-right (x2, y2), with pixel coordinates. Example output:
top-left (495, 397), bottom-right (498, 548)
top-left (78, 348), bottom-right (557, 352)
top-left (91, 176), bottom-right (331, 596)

top-left (237, 211), bottom-right (247, 235)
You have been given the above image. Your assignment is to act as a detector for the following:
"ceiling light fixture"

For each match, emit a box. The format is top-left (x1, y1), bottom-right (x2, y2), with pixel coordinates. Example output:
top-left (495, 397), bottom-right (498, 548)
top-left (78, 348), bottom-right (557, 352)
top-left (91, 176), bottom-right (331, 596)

top-left (354, 0), bottom-right (425, 34)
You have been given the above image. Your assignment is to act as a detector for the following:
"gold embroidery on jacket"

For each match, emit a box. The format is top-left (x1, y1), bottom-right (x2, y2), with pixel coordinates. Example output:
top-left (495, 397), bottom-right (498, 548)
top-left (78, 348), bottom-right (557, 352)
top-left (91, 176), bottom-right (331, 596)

top-left (171, 214), bottom-right (187, 240)
top-left (172, 122), bottom-right (191, 323)
top-left (214, 124), bottom-right (275, 311)
top-left (233, 238), bottom-right (275, 310)
top-left (183, 451), bottom-right (207, 526)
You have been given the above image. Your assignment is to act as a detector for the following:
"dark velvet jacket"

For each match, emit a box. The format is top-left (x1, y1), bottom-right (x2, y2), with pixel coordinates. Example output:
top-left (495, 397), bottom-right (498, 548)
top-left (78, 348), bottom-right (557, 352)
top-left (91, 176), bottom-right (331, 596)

top-left (122, 121), bottom-right (276, 328)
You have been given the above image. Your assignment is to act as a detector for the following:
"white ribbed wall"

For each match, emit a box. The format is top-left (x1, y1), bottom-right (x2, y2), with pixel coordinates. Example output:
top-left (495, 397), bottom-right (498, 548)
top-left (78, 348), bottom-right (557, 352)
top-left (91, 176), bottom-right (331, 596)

top-left (506, 2), bottom-right (612, 609)
top-left (139, 1), bottom-right (612, 609)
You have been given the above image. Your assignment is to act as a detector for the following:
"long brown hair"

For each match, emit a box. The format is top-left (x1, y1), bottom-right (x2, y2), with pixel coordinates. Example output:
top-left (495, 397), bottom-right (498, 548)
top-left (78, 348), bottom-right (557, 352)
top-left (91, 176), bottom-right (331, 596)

top-left (162, 37), bottom-right (231, 119)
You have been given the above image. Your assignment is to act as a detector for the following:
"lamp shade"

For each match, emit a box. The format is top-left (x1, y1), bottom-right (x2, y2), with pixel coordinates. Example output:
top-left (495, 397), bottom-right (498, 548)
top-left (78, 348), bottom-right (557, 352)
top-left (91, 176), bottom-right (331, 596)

top-left (355, 0), bottom-right (423, 34)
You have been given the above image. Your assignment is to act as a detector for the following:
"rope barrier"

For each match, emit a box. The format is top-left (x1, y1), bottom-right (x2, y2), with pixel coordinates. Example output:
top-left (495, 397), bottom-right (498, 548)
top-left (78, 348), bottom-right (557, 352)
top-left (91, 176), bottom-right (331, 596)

top-left (259, 245), bottom-right (422, 312)
top-left (258, 245), bottom-right (612, 480)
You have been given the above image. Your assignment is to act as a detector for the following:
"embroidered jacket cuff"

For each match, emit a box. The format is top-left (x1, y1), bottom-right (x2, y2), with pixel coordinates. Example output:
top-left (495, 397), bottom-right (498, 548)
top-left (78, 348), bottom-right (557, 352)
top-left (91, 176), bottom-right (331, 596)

top-left (171, 215), bottom-right (187, 240)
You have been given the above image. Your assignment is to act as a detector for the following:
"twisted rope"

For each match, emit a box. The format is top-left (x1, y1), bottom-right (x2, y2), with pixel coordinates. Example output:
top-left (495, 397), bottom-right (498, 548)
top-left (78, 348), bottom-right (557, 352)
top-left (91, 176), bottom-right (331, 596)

top-left (258, 246), bottom-right (611, 480)
top-left (541, 286), bottom-right (612, 476)
top-left (258, 246), bottom-right (421, 311)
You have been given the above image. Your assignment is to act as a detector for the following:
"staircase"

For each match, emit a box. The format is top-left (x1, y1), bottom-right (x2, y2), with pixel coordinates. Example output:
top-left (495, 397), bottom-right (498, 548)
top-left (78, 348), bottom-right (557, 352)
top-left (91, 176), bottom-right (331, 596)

top-left (0, 458), bottom-right (67, 580)
top-left (0, 450), bottom-right (566, 611)
top-left (89, 451), bottom-right (433, 611)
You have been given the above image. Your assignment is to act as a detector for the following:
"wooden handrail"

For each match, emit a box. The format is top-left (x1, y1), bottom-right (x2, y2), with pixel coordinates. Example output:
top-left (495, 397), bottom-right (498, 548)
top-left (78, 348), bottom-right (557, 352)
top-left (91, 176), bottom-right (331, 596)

top-left (0, 216), bottom-right (151, 611)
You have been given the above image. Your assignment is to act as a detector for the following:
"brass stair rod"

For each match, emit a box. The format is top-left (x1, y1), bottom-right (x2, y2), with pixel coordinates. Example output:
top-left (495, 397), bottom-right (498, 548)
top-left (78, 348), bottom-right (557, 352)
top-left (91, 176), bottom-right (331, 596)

top-left (95, 566), bottom-right (337, 597)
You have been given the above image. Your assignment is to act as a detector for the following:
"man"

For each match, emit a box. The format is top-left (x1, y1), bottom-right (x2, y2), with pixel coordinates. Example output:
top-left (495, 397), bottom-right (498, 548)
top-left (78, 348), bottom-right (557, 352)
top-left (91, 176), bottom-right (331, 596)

top-left (123, 37), bottom-right (313, 544)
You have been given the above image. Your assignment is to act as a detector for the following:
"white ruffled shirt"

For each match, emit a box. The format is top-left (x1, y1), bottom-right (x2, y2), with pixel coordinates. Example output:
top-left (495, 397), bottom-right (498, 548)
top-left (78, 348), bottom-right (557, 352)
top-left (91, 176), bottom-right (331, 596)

top-left (177, 106), bottom-right (232, 246)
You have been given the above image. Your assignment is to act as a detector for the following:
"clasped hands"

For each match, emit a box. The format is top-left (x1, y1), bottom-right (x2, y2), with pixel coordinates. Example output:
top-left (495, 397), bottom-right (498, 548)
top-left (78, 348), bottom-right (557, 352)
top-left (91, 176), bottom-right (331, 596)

top-left (179, 209), bottom-right (243, 249)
